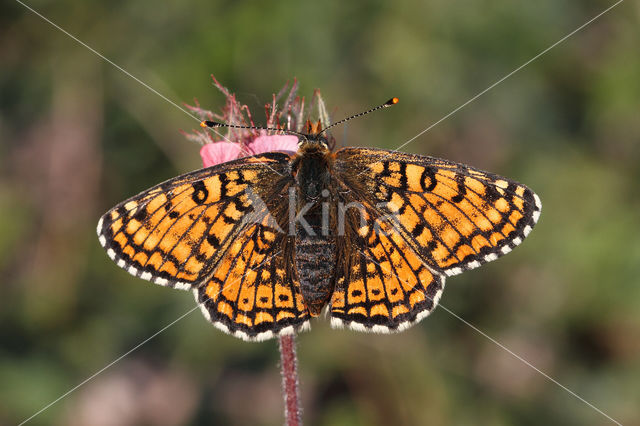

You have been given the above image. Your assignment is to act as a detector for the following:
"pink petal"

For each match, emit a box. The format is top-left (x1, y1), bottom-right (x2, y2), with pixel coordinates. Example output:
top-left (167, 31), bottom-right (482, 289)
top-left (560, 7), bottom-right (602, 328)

top-left (248, 135), bottom-right (299, 155)
top-left (200, 142), bottom-right (243, 167)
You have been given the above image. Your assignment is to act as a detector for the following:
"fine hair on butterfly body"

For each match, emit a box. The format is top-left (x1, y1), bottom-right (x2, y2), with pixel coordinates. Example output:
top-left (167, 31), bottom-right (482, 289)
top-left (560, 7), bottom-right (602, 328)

top-left (98, 97), bottom-right (541, 341)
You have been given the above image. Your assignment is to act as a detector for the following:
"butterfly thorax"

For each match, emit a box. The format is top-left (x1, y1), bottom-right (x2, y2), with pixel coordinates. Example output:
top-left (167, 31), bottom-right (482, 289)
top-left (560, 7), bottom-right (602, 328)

top-left (291, 142), bottom-right (337, 316)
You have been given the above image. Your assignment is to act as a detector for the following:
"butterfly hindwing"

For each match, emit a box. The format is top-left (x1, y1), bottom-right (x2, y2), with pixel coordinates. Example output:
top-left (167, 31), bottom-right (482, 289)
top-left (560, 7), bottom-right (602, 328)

top-left (330, 210), bottom-right (445, 332)
top-left (196, 219), bottom-right (310, 341)
top-left (335, 147), bottom-right (541, 277)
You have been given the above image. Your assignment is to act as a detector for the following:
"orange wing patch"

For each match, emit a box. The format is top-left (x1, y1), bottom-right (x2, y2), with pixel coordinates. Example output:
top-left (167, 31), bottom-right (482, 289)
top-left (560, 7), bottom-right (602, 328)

top-left (195, 222), bottom-right (309, 341)
top-left (97, 153), bottom-right (288, 290)
top-left (330, 213), bottom-right (444, 332)
top-left (335, 147), bottom-right (541, 277)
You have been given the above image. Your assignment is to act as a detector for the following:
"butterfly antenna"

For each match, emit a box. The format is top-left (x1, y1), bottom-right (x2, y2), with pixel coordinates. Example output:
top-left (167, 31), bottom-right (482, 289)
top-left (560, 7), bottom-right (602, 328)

top-left (200, 120), bottom-right (308, 139)
top-left (318, 97), bottom-right (399, 136)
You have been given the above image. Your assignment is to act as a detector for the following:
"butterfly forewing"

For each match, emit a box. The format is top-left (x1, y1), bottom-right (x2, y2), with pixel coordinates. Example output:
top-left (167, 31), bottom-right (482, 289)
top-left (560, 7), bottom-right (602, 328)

top-left (334, 147), bottom-right (541, 277)
top-left (97, 153), bottom-right (289, 287)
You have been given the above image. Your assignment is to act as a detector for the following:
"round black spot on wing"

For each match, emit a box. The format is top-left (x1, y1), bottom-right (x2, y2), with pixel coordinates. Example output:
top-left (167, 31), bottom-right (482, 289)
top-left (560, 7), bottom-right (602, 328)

top-left (421, 167), bottom-right (437, 192)
top-left (191, 181), bottom-right (209, 204)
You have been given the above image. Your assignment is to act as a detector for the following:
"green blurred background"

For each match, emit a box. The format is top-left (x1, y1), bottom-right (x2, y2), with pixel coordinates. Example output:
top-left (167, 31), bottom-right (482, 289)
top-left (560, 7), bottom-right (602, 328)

top-left (2, 0), bottom-right (639, 424)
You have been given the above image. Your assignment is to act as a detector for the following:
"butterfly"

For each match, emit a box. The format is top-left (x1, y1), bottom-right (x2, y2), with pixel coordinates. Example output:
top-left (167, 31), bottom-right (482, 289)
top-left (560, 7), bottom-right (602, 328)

top-left (97, 99), bottom-right (541, 341)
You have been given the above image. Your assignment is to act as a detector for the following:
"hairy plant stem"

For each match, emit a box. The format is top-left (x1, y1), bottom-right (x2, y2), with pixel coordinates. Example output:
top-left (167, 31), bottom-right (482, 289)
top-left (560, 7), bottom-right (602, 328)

top-left (279, 334), bottom-right (301, 426)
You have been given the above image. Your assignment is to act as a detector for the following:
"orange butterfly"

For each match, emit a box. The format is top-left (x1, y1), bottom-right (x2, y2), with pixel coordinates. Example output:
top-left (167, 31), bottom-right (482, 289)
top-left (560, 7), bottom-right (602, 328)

top-left (98, 99), bottom-right (541, 341)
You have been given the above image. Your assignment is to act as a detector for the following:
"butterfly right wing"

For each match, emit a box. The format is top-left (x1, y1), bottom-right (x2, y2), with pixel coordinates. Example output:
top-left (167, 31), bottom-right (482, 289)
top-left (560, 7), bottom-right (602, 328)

top-left (330, 207), bottom-right (445, 333)
top-left (329, 146), bottom-right (540, 332)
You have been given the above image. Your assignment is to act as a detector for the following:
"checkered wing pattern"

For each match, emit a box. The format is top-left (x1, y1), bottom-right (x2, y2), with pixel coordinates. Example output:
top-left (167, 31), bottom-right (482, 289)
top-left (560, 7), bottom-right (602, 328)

top-left (97, 152), bottom-right (309, 341)
top-left (336, 148), bottom-right (541, 276)
top-left (330, 207), bottom-right (444, 332)
top-left (330, 147), bottom-right (541, 331)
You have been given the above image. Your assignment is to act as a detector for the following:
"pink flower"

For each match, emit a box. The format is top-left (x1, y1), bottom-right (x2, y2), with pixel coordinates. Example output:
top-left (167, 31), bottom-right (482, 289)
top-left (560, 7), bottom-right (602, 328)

top-left (184, 75), bottom-right (329, 168)
top-left (200, 134), bottom-right (298, 168)
top-left (199, 142), bottom-right (243, 167)
top-left (246, 134), bottom-right (299, 156)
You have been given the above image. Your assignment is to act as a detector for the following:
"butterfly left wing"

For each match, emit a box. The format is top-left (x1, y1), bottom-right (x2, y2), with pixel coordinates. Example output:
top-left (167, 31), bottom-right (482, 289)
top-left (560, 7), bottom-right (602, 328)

top-left (98, 152), bottom-right (311, 340)
top-left (334, 147), bottom-right (541, 277)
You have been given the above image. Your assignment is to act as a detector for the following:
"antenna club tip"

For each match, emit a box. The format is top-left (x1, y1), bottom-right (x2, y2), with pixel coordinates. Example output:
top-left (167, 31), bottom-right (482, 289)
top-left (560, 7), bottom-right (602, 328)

top-left (385, 97), bottom-right (399, 106)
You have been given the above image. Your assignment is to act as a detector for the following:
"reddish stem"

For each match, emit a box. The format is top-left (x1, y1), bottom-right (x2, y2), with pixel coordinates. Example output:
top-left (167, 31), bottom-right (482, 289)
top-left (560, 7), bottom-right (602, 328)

top-left (279, 334), bottom-right (301, 426)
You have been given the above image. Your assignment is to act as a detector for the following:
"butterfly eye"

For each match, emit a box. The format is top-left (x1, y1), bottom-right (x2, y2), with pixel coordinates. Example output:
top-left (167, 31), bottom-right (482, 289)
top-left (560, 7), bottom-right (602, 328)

top-left (318, 137), bottom-right (329, 149)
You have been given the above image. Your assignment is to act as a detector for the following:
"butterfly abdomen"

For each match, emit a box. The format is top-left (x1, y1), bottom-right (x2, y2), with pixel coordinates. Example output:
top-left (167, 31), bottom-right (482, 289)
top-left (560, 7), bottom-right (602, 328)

top-left (295, 229), bottom-right (336, 316)
top-left (293, 146), bottom-right (336, 315)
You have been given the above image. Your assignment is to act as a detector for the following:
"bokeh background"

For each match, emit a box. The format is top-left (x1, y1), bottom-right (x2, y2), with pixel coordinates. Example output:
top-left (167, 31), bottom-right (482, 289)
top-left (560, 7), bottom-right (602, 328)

top-left (2, 0), bottom-right (639, 425)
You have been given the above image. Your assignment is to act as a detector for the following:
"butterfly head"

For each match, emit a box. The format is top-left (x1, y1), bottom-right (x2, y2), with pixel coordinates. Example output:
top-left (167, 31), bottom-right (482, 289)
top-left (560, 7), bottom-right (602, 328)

top-left (298, 119), bottom-right (330, 150)
top-left (296, 97), bottom-right (399, 151)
